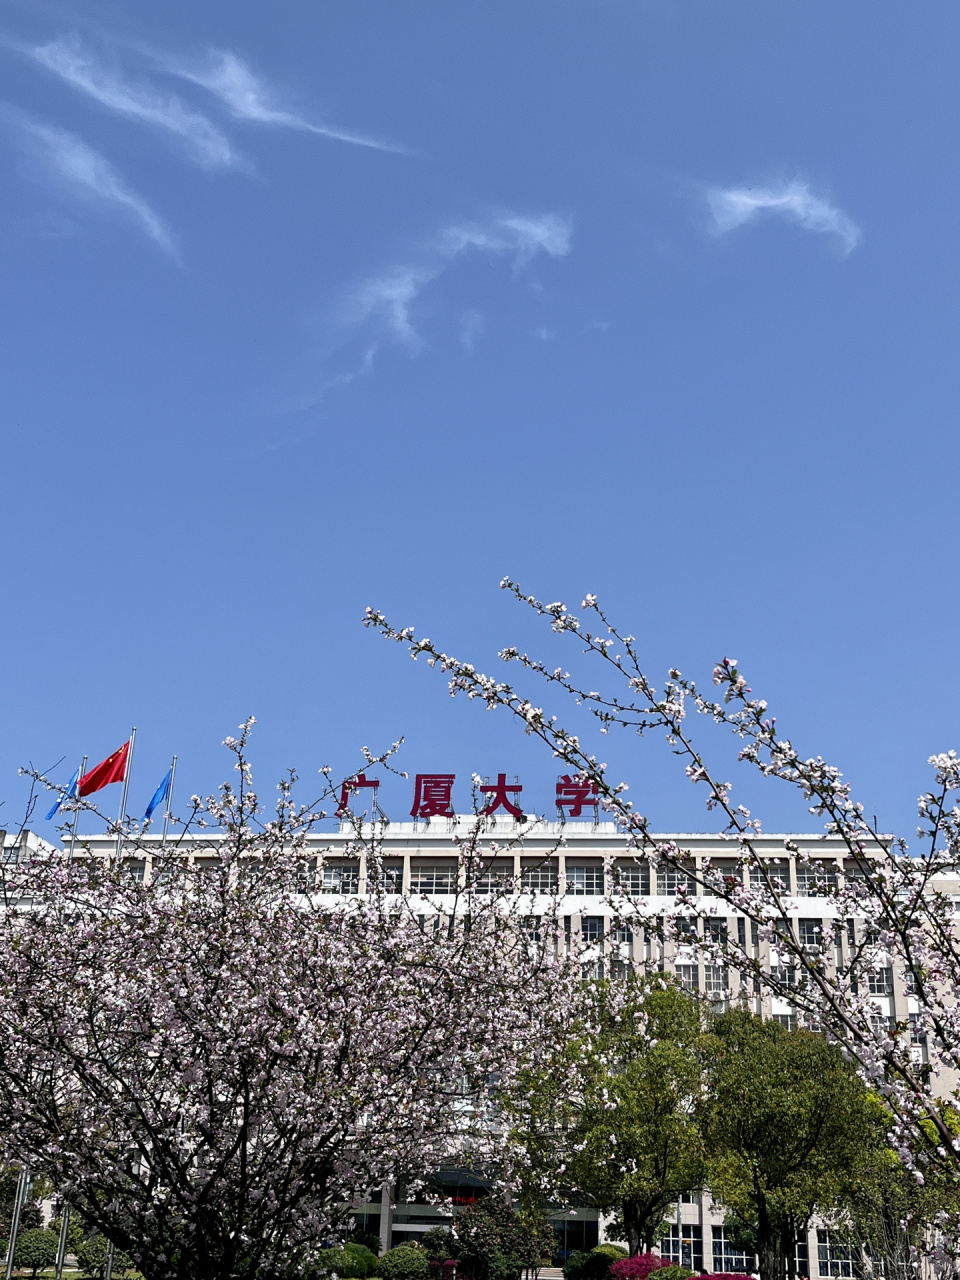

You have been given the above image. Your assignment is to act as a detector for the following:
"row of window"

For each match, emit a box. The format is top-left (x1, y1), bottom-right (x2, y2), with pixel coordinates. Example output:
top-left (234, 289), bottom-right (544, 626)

top-left (318, 866), bottom-right (608, 895)
top-left (312, 864), bottom-right (863, 897)
top-left (662, 1224), bottom-right (850, 1277)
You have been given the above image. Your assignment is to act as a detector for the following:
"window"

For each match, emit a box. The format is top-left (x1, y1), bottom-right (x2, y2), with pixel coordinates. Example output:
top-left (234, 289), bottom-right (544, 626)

top-left (522, 866), bottom-right (558, 894)
top-left (294, 862), bottom-right (315, 893)
top-left (661, 1225), bottom-right (702, 1273)
top-left (470, 869), bottom-right (514, 895)
top-left (321, 865), bottom-right (359, 895)
top-left (565, 866), bottom-right (604, 895)
top-left (704, 965), bottom-right (727, 996)
top-left (611, 924), bottom-right (633, 943)
top-left (581, 916), bottom-right (605, 944)
top-left (773, 918), bottom-right (793, 944)
top-left (749, 863), bottom-right (788, 891)
top-left (123, 860), bottom-right (145, 882)
top-left (712, 1226), bottom-right (754, 1274)
top-left (908, 1013), bottom-right (926, 1047)
top-left (797, 1238), bottom-right (809, 1277)
top-left (409, 867), bottom-right (455, 895)
top-left (704, 918), bottom-right (728, 943)
top-left (774, 1013), bottom-right (797, 1031)
top-left (657, 868), bottom-right (697, 896)
top-left (608, 958), bottom-right (629, 980)
top-left (581, 959), bottom-right (604, 980)
top-left (523, 916), bottom-right (542, 944)
top-left (798, 919), bottom-right (823, 948)
top-left (378, 864), bottom-right (403, 894)
top-left (796, 863), bottom-right (837, 896)
top-left (867, 967), bottom-right (893, 996)
top-left (870, 1013), bottom-right (895, 1036)
top-left (817, 1230), bottom-right (852, 1278)
top-left (674, 916), bottom-right (698, 939)
top-left (771, 965), bottom-right (797, 989)
top-left (615, 865), bottom-right (650, 896)
top-left (676, 964), bottom-right (699, 992)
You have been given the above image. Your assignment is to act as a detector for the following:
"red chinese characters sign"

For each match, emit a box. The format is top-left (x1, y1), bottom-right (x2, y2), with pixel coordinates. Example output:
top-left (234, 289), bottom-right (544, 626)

top-left (335, 772), bottom-right (602, 821)
top-left (410, 774), bottom-right (456, 819)
top-left (555, 774), bottom-right (599, 818)
top-left (479, 773), bottom-right (524, 819)
top-left (336, 773), bottom-right (380, 818)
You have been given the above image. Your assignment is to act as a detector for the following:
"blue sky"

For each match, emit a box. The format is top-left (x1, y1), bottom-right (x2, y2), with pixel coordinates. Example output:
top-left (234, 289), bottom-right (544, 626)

top-left (1, 1), bottom-right (957, 840)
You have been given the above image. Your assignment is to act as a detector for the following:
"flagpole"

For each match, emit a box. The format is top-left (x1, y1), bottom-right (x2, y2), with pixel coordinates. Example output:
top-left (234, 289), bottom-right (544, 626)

top-left (54, 1204), bottom-right (71, 1280)
top-left (161, 755), bottom-right (177, 848)
top-left (115, 728), bottom-right (136, 858)
top-left (68, 757), bottom-right (87, 862)
top-left (4, 1168), bottom-right (28, 1280)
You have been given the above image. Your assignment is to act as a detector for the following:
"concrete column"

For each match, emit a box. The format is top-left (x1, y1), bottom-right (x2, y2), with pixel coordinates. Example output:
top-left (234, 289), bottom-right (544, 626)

top-left (379, 1182), bottom-right (393, 1254)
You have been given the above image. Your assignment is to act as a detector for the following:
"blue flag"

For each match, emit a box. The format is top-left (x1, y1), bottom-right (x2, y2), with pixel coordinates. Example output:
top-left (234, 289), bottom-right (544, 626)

top-left (145, 768), bottom-right (172, 820)
top-left (46, 767), bottom-right (80, 822)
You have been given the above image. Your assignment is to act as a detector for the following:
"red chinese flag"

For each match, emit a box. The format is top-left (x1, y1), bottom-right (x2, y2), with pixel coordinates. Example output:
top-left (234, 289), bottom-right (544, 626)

top-left (78, 741), bottom-right (130, 797)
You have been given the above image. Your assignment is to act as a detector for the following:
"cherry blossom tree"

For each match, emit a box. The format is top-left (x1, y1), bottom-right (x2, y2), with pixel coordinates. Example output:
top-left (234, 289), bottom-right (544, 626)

top-left (365, 582), bottom-right (960, 1227)
top-left (1, 721), bottom-right (578, 1280)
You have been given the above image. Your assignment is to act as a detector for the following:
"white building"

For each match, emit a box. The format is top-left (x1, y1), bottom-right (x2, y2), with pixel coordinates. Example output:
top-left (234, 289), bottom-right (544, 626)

top-left (6, 817), bottom-right (951, 1274)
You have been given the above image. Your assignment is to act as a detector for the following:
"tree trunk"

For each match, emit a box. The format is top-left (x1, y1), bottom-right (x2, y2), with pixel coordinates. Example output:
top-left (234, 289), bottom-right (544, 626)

top-left (755, 1200), bottom-right (786, 1280)
top-left (622, 1201), bottom-right (643, 1257)
top-left (783, 1228), bottom-right (798, 1280)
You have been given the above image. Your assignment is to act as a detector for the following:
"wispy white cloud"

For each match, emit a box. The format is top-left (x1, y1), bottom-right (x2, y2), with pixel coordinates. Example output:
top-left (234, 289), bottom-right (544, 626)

top-left (460, 309), bottom-right (484, 353)
top-left (25, 37), bottom-right (237, 169)
top-left (16, 116), bottom-right (176, 256)
top-left (162, 50), bottom-right (408, 155)
top-left (439, 213), bottom-right (573, 263)
top-left (345, 266), bottom-right (435, 351)
top-left (706, 180), bottom-right (860, 254)
top-left (347, 213), bottom-right (573, 349)
top-left (254, 211), bottom-right (572, 452)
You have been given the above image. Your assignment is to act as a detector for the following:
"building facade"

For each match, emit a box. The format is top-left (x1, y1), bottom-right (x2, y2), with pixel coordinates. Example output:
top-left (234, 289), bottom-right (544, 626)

top-left (4, 816), bottom-right (950, 1274)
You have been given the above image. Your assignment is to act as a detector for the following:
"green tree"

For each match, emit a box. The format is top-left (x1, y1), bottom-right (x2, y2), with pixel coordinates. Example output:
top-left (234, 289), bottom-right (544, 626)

top-left (75, 1233), bottom-right (132, 1280)
top-left (504, 976), bottom-right (707, 1256)
top-left (14, 1227), bottom-right (58, 1278)
top-left (454, 1197), bottom-right (555, 1280)
top-left (418, 1228), bottom-right (456, 1262)
top-left (830, 1096), bottom-right (960, 1280)
top-left (701, 1010), bottom-right (874, 1280)
top-left (378, 1246), bottom-right (430, 1280)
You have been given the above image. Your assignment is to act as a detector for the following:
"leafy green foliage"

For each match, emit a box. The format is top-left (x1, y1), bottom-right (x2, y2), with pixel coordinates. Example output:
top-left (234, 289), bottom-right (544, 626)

top-left (75, 1233), bottom-right (133, 1280)
top-left (378, 1245), bottom-right (430, 1280)
top-left (13, 1227), bottom-right (58, 1278)
top-left (701, 1010), bottom-right (875, 1280)
top-left (347, 1231), bottom-right (383, 1256)
top-left (418, 1228), bottom-right (457, 1262)
top-left (344, 1242), bottom-right (380, 1274)
top-left (563, 1245), bottom-right (629, 1280)
top-left (830, 1093), bottom-right (960, 1280)
top-left (313, 1245), bottom-right (378, 1278)
top-left (0, 1169), bottom-right (44, 1240)
top-left (503, 975), bottom-right (707, 1254)
top-left (454, 1196), bottom-right (555, 1280)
